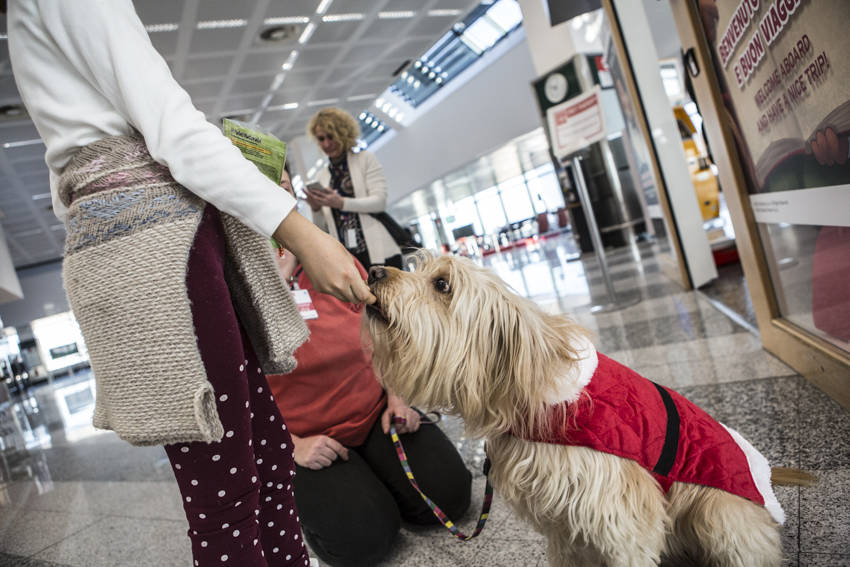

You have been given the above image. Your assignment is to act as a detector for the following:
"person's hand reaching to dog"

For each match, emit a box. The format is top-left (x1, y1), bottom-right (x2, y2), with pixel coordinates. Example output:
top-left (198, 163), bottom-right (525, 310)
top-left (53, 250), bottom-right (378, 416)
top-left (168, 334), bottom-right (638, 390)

top-left (382, 394), bottom-right (421, 435)
top-left (274, 209), bottom-right (374, 305)
top-left (291, 433), bottom-right (349, 470)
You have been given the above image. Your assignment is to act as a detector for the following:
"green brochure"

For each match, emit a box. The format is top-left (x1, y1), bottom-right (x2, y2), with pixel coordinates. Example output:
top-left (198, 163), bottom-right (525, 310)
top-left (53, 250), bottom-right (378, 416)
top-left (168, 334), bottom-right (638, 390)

top-left (222, 118), bottom-right (287, 185)
top-left (222, 118), bottom-right (288, 248)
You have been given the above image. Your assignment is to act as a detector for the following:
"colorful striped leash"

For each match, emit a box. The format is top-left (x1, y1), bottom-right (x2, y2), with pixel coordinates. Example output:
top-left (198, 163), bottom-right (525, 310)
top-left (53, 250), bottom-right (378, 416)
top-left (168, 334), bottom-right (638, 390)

top-left (390, 416), bottom-right (494, 541)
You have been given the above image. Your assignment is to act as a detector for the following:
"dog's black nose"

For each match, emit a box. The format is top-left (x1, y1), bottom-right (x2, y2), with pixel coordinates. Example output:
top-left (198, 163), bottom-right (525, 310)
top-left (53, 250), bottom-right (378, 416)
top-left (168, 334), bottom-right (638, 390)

top-left (368, 265), bottom-right (387, 285)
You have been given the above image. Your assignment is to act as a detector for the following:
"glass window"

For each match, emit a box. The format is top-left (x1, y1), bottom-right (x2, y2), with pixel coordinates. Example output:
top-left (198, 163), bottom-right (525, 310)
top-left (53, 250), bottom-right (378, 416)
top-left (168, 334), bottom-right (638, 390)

top-left (525, 165), bottom-right (565, 212)
top-left (415, 214), bottom-right (440, 251)
top-left (388, 128), bottom-right (570, 251)
top-left (388, 0), bottom-right (523, 108)
top-left (499, 177), bottom-right (535, 223)
top-left (442, 196), bottom-right (483, 240)
top-left (475, 186), bottom-right (507, 234)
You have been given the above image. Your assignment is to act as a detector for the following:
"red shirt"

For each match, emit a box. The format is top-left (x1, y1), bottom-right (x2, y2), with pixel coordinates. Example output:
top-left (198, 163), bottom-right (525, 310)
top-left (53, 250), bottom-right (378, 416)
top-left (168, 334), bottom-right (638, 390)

top-left (267, 263), bottom-right (386, 447)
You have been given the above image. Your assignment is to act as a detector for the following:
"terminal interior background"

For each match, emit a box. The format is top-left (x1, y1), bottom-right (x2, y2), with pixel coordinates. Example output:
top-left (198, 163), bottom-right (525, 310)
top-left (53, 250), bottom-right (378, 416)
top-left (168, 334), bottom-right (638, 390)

top-left (0, 1), bottom-right (848, 566)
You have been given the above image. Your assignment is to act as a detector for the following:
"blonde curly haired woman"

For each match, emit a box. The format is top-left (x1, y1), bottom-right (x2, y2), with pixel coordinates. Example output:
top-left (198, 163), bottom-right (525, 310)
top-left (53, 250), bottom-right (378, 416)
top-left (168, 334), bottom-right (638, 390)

top-left (306, 108), bottom-right (403, 269)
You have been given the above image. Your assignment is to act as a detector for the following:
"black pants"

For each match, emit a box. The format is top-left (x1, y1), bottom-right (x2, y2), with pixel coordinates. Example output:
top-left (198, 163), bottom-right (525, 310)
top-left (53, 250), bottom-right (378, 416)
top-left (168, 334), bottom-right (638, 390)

top-left (293, 418), bottom-right (472, 567)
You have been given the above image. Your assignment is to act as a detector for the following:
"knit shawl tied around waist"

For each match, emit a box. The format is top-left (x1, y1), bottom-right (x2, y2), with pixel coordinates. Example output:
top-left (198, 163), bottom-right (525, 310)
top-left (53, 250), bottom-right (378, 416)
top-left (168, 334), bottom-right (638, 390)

top-left (58, 134), bottom-right (308, 446)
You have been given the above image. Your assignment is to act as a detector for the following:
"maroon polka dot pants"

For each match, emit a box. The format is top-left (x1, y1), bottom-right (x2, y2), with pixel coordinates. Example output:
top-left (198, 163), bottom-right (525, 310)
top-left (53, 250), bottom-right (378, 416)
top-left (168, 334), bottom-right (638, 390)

top-left (165, 207), bottom-right (309, 567)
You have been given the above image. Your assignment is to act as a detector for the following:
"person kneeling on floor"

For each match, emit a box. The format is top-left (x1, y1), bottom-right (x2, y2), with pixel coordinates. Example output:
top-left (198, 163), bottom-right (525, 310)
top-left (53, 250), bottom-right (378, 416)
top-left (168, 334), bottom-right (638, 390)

top-left (266, 170), bottom-right (472, 567)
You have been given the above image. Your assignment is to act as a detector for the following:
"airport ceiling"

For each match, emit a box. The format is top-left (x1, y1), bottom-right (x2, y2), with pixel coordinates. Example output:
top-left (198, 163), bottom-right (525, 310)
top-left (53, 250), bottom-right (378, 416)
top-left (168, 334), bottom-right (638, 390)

top-left (0, 0), bottom-right (479, 269)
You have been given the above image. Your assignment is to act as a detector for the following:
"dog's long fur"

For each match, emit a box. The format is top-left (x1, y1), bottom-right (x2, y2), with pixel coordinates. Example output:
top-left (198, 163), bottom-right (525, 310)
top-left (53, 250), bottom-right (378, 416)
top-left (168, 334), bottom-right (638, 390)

top-left (365, 255), bottom-right (797, 567)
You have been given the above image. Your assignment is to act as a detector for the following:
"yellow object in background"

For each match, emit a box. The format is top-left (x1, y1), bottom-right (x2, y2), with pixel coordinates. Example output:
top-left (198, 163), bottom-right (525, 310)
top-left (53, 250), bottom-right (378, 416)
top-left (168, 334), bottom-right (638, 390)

top-left (675, 106), bottom-right (720, 221)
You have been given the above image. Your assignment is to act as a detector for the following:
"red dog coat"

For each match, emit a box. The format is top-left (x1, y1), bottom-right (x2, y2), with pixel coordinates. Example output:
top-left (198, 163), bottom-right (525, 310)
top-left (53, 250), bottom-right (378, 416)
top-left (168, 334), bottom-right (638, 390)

top-left (518, 348), bottom-right (784, 524)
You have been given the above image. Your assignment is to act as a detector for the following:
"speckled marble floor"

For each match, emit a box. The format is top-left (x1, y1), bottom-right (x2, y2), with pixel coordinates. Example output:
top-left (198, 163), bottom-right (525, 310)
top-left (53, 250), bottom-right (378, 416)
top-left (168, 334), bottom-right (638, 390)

top-left (1, 238), bottom-right (848, 566)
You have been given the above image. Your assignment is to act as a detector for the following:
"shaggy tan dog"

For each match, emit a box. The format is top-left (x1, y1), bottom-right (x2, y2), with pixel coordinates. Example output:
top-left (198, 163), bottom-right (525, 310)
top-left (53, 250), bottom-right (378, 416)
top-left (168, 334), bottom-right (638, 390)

top-left (364, 255), bottom-right (808, 567)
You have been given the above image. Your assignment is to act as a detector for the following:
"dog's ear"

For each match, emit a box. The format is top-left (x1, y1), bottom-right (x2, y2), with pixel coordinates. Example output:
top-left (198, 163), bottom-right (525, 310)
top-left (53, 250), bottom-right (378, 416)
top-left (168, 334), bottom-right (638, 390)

top-left (463, 295), bottom-right (585, 437)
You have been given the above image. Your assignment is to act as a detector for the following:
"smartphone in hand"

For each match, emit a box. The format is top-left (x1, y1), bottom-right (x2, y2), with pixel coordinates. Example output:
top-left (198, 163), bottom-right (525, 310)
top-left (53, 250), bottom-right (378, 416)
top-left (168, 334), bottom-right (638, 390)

top-left (305, 182), bottom-right (327, 195)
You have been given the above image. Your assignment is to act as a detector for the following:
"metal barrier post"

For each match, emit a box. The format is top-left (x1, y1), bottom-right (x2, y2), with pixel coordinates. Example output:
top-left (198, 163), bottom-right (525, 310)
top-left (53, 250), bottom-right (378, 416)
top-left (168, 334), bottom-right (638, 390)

top-left (570, 155), bottom-right (641, 313)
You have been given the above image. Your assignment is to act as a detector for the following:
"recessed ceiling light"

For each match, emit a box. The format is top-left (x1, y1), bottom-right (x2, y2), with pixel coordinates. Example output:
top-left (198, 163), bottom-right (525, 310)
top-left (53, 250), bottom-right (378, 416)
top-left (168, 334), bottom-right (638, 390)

top-left (307, 98), bottom-right (340, 107)
top-left (347, 94), bottom-right (377, 101)
top-left (270, 73), bottom-right (286, 91)
top-left (316, 0), bottom-right (334, 15)
top-left (378, 11), bottom-right (416, 19)
top-left (197, 19), bottom-right (247, 30)
top-left (264, 16), bottom-right (310, 25)
top-left (267, 102), bottom-right (299, 111)
top-left (298, 22), bottom-right (316, 44)
top-left (281, 50), bottom-right (299, 70)
top-left (261, 25), bottom-right (300, 42)
top-left (2, 138), bottom-right (42, 149)
top-left (322, 13), bottom-right (364, 23)
top-left (145, 23), bottom-right (179, 33)
top-left (428, 9), bottom-right (461, 17)
top-left (31, 193), bottom-right (52, 200)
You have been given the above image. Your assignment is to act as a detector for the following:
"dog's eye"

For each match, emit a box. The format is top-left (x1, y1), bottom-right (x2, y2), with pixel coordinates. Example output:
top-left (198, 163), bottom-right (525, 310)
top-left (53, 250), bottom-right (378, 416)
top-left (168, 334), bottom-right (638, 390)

top-left (433, 277), bottom-right (451, 294)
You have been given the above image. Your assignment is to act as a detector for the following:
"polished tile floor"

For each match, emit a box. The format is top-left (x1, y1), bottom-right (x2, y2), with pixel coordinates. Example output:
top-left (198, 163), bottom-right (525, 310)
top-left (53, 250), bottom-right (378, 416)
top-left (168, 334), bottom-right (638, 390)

top-left (1, 235), bottom-right (848, 566)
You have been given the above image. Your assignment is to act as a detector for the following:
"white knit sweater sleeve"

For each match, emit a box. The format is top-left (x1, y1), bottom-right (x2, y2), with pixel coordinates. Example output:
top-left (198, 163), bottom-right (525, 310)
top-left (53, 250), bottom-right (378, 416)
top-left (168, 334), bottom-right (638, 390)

top-left (35, 0), bottom-right (295, 237)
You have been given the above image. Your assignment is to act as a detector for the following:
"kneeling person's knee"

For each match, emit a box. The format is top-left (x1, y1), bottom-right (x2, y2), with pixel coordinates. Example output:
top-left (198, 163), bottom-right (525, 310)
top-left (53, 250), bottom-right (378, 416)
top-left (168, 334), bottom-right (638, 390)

top-left (305, 505), bottom-right (400, 567)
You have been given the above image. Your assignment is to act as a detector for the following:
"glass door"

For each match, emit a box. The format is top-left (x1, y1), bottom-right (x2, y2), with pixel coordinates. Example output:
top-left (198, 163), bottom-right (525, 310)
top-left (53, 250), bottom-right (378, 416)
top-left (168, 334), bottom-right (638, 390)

top-left (668, 0), bottom-right (850, 407)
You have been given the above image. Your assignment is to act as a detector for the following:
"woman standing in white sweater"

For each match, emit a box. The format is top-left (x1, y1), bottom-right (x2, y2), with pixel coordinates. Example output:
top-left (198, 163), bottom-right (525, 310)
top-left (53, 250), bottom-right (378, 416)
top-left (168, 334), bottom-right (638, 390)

top-left (7, 1), bottom-right (371, 565)
top-left (305, 108), bottom-right (403, 269)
